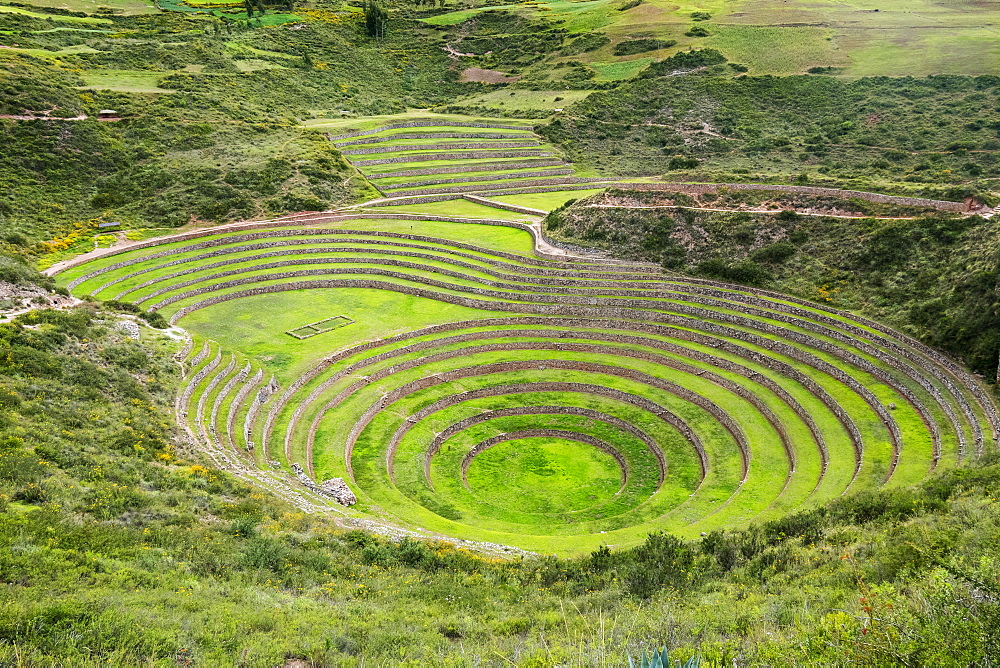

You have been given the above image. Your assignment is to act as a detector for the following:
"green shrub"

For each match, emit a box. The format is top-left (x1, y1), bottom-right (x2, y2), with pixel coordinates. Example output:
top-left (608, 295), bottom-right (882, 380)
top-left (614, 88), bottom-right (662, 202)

top-left (561, 32), bottom-right (610, 55)
top-left (667, 156), bottom-right (700, 169)
top-left (750, 241), bottom-right (795, 263)
top-left (613, 38), bottom-right (677, 56)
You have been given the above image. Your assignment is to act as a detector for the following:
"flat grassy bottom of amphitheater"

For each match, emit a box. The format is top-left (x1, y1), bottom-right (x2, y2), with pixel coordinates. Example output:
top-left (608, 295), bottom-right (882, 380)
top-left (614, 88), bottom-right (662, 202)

top-left (465, 437), bottom-right (623, 515)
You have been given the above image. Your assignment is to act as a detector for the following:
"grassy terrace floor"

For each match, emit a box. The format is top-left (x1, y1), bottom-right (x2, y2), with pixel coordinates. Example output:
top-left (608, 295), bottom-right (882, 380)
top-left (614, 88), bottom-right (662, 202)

top-left (52, 210), bottom-right (999, 555)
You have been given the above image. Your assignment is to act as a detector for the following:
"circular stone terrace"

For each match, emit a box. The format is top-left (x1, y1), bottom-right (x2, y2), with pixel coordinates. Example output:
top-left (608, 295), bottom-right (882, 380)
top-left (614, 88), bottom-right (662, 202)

top-left (48, 120), bottom-right (1000, 556)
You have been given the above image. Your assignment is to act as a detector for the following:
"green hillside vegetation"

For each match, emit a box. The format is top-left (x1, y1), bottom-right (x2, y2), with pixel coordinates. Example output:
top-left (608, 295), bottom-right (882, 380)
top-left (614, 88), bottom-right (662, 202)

top-left (0, 273), bottom-right (997, 663)
top-left (0, 3), bottom-right (468, 245)
top-left (537, 51), bottom-right (1000, 195)
top-left (2, 0), bottom-right (1000, 662)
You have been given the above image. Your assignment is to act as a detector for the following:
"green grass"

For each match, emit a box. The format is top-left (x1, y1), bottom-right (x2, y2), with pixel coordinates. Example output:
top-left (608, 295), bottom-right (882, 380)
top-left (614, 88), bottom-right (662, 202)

top-left (0, 4), bottom-right (113, 22)
top-left (423, 0), bottom-right (1000, 76)
top-left (376, 165), bottom-right (573, 187)
top-left (78, 70), bottom-right (175, 93)
top-left (343, 136), bottom-right (540, 150)
top-left (363, 156), bottom-right (559, 175)
top-left (370, 198), bottom-right (540, 220)
top-left (464, 437), bottom-right (624, 513)
top-left (302, 112), bottom-right (537, 134)
top-left (703, 26), bottom-right (845, 76)
top-left (0, 43), bottom-right (100, 58)
top-left (11, 0), bottom-right (157, 13)
top-left (340, 126), bottom-right (536, 142)
top-left (589, 58), bottom-right (655, 81)
top-left (383, 174), bottom-right (580, 194)
top-left (488, 189), bottom-right (608, 212)
top-left (447, 89), bottom-right (593, 111)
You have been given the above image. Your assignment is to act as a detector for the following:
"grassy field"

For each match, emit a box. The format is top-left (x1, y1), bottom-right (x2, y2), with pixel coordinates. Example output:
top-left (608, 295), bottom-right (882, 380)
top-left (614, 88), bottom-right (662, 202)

top-left (8, 0), bottom-right (157, 13)
top-left (0, 3), bottom-right (113, 22)
top-left (425, 0), bottom-right (1000, 76)
top-left (302, 112), bottom-right (536, 133)
top-left (78, 70), bottom-right (175, 93)
top-left (446, 89), bottom-right (593, 112)
top-left (372, 198), bottom-right (540, 220)
top-left (488, 189), bottom-right (607, 211)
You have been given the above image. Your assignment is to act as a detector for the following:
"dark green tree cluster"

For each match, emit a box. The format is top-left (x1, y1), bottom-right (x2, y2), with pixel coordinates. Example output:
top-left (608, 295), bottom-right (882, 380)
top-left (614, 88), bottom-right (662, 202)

top-left (364, 0), bottom-right (388, 38)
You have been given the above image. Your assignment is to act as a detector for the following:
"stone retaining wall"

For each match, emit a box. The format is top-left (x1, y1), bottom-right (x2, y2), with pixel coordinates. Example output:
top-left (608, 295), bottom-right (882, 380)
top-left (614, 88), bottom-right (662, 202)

top-left (329, 120), bottom-right (534, 141)
top-left (368, 159), bottom-right (565, 179)
top-left (338, 132), bottom-right (536, 146)
top-left (74, 225), bottom-right (656, 292)
top-left (171, 280), bottom-right (903, 475)
top-left (274, 318), bottom-right (857, 478)
top-left (354, 150), bottom-right (553, 167)
top-left (174, 335), bottom-right (194, 371)
top-left (218, 361), bottom-right (251, 449)
top-left (418, 405), bottom-right (665, 485)
top-left (229, 368), bottom-right (263, 450)
top-left (339, 359), bottom-right (736, 482)
top-left (243, 375), bottom-right (278, 451)
top-left (383, 168), bottom-right (574, 190)
top-left (53, 211), bottom-right (651, 277)
top-left (343, 141), bottom-right (540, 155)
top-left (387, 176), bottom-right (601, 199)
top-left (179, 348), bottom-right (221, 418)
top-left (199, 354), bottom-right (235, 438)
top-left (139, 250), bottom-right (951, 465)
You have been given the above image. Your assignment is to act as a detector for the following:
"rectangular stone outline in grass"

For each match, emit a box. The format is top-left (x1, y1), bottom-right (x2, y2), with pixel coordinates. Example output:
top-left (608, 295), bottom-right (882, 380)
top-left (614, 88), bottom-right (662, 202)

top-left (286, 315), bottom-right (355, 340)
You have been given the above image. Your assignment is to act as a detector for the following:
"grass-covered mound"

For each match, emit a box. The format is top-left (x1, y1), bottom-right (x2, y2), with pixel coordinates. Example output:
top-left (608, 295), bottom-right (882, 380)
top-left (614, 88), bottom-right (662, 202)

top-left (50, 210), bottom-right (998, 555)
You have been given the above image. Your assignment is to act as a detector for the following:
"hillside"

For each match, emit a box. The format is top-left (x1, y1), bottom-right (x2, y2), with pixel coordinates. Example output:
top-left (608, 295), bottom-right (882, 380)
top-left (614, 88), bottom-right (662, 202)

top-left (2, 0), bottom-right (1000, 663)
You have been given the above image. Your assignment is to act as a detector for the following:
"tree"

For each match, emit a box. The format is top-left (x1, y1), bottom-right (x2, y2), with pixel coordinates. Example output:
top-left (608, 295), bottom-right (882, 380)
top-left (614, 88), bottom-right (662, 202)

top-left (244, 0), bottom-right (254, 17)
top-left (364, 0), bottom-right (388, 38)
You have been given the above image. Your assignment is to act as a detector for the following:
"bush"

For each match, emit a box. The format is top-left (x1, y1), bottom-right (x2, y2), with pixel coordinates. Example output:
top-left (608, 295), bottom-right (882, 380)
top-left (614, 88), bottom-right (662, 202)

top-left (561, 32), bottom-right (610, 55)
top-left (0, 256), bottom-right (42, 286)
top-left (684, 26), bottom-right (710, 37)
top-left (667, 156), bottom-right (700, 170)
top-left (612, 38), bottom-right (677, 56)
top-left (750, 241), bottom-right (796, 263)
top-left (138, 311), bottom-right (168, 329)
top-left (696, 258), bottom-right (772, 285)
